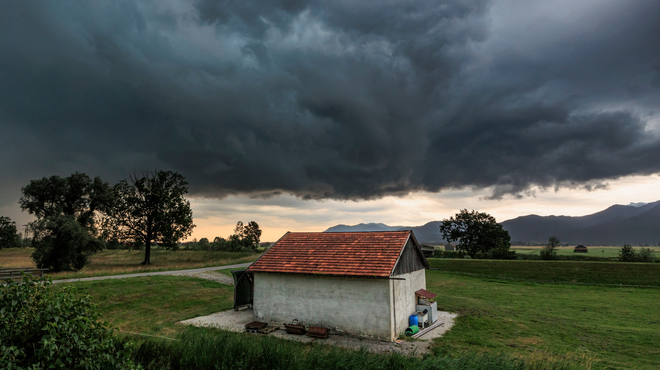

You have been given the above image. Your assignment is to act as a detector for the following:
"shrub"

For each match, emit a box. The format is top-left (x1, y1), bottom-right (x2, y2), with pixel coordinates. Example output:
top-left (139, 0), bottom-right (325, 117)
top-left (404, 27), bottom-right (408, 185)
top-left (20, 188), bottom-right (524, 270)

top-left (0, 275), bottom-right (140, 370)
top-left (638, 247), bottom-right (656, 262)
top-left (619, 244), bottom-right (637, 262)
top-left (540, 237), bottom-right (560, 260)
top-left (31, 215), bottom-right (104, 272)
top-left (486, 247), bottom-right (518, 260)
top-left (0, 216), bottom-right (19, 249)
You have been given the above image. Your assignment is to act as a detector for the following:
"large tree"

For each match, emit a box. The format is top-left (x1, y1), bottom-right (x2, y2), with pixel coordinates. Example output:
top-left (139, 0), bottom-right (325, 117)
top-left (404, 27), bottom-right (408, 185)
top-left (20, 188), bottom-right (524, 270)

top-left (31, 215), bottom-right (104, 272)
top-left (439, 209), bottom-right (512, 258)
top-left (0, 216), bottom-right (18, 249)
top-left (19, 172), bottom-right (114, 233)
top-left (106, 170), bottom-right (195, 265)
top-left (233, 221), bottom-right (262, 251)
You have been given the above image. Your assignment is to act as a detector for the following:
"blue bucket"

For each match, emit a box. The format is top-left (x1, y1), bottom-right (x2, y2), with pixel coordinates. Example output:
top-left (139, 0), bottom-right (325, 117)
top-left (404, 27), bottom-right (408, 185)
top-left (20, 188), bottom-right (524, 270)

top-left (409, 314), bottom-right (418, 327)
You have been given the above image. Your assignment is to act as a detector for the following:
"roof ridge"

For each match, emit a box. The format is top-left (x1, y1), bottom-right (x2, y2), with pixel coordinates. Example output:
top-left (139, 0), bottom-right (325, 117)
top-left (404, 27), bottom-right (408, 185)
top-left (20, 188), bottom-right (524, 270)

top-left (247, 231), bottom-right (413, 277)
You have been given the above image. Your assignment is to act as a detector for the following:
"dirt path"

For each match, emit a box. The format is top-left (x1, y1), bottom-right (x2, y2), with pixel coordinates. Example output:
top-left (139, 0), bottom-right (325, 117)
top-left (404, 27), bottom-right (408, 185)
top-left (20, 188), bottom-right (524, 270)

top-left (52, 262), bottom-right (252, 284)
top-left (171, 270), bottom-right (235, 285)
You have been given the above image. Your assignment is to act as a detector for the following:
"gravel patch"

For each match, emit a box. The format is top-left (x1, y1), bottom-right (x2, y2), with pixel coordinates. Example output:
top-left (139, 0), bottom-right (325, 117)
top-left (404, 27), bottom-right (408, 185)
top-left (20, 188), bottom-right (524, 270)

top-left (179, 309), bottom-right (457, 355)
top-left (171, 270), bottom-right (234, 285)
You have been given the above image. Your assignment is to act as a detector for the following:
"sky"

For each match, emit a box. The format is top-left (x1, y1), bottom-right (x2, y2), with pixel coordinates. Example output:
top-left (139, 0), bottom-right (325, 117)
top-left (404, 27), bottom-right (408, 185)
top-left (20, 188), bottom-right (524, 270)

top-left (1, 0), bottom-right (660, 242)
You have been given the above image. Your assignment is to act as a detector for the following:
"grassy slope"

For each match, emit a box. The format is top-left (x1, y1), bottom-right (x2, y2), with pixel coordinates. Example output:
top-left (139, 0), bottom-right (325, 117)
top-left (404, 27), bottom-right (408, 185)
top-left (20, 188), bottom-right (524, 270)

top-left (0, 248), bottom-right (259, 279)
top-left (426, 270), bottom-right (660, 369)
top-left (61, 261), bottom-right (660, 369)
top-left (67, 276), bottom-right (234, 337)
top-left (428, 258), bottom-right (660, 286)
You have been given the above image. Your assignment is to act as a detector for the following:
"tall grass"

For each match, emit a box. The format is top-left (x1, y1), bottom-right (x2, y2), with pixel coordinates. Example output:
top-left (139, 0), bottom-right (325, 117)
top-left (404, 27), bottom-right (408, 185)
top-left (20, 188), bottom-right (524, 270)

top-left (128, 327), bottom-right (582, 370)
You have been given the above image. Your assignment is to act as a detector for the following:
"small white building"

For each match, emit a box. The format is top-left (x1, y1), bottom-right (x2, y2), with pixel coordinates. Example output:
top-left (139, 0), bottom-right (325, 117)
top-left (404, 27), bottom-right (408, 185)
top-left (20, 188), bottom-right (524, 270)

top-left (246, 230), bottom-right (430, 341)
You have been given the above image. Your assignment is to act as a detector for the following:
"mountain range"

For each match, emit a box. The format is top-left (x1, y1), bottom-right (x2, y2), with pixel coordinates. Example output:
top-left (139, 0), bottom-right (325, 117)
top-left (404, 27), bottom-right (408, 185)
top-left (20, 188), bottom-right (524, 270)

top-left (324, 222), bottom-right (446, 244)
top-left (324, 201), bottom-right (660, 245)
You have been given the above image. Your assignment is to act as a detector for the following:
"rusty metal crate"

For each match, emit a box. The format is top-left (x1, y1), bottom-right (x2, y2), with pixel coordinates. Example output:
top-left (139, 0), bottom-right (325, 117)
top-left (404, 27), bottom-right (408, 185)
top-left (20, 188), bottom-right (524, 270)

top-left (284, 319), bottom-right (306, 335)
top-left (306, 326), bottom-right (329, 339)
top-left (245, 321), bottom-right (268, 334)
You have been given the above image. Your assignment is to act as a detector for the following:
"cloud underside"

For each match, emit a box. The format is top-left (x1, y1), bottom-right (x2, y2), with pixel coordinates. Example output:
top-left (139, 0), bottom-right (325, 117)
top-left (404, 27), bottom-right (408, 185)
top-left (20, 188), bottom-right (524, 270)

top-left (1, 0), bottom-right (660, 202)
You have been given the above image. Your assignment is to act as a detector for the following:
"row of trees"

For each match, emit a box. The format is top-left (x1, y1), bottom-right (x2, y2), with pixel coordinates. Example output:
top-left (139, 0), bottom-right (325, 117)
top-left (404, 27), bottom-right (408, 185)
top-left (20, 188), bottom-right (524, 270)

top-left (618, 244), bottom-right (656, 262)
top-left (0, 170), bottom-right (243, 271)
top-left (439, 213), bottom-right (658, 262)
top-left (184, 221), bottom-right (263, 252)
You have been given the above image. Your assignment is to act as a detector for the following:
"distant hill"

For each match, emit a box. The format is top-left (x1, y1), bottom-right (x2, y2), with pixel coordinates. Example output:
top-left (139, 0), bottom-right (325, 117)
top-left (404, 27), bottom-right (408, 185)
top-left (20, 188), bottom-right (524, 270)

top-left (325, 200), bottom-right (660, 246)
top-left (324, 221), bottom-right (446, 244)
top-left (501, 201), bottom-right (660, 245)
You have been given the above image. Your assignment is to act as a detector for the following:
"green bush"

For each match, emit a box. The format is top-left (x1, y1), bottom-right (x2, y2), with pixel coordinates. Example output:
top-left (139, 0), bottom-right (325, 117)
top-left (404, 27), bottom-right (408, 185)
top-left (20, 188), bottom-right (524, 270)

top-left (638, 247), bottom-right (656, 262)
top-left (618, 244), bottom-right (636, 262)
top-left (539, 236), bottom-right (559, 260)
top-left (0, 275), bottom-right (140, 370)
top-left (618, 244), bottom-right (657, 262)
top-left (0, 216), bottom-right (19, 249)
top-left (31, 215), bottom-right (104, 272)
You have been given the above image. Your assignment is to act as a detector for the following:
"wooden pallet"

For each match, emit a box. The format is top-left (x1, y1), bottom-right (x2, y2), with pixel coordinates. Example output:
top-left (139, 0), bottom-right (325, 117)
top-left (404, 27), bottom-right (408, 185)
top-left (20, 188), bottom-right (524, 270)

top-left (258, 326), bottom-right (277, 334)
top-left (412, 321), bottom-right (444, 339)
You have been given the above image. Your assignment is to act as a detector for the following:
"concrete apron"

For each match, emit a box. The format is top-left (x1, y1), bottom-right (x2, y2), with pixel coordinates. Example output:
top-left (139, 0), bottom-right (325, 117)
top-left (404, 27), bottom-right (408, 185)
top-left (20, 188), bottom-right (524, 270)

top-left (178, 309), bottom-right (458, 356)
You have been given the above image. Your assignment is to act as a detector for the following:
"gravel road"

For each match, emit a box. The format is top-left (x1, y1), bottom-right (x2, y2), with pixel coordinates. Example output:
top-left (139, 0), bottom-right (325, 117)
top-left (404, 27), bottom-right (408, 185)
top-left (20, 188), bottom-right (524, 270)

top-left (52, 262), bottom-right (252, 284)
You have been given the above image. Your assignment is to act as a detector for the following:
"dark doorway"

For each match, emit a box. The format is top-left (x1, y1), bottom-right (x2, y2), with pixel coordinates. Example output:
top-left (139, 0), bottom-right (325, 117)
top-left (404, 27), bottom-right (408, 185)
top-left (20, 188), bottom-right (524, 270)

top-left (231, 269), bottom-right (254, 310)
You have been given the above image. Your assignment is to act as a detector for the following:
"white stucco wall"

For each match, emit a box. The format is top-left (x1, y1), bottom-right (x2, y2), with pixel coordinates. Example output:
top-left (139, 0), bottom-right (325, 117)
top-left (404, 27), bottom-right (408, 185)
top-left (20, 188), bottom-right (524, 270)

top-left (253, 273), bottom-right (392, 340)
top-left (390, 269), bottom-right (426, 339)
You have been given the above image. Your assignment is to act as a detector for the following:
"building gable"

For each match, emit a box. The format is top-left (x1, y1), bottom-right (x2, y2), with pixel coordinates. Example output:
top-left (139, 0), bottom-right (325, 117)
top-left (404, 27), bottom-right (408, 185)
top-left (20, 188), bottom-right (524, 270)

top-left (391, 237), bottom-right (429, 276)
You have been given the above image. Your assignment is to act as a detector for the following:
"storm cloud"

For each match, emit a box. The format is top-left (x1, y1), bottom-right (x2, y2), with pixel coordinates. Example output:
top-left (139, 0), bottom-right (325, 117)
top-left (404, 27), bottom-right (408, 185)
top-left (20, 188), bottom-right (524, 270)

top-left (1, 0), bottom-right (660, 205)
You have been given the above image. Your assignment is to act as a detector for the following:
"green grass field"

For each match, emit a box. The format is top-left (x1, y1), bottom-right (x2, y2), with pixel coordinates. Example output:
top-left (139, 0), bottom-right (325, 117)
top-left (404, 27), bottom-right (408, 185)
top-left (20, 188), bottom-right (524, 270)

top-left (58, 260), bottom-right (660, 369)
top-left (428, 258), bottom-right (660, 286)
top-left (426, 270), bottom-right (660, 369)
top-left (66, 276), bottom-right (234, 338)
top-left (512, 246), bottom-right (660, 258)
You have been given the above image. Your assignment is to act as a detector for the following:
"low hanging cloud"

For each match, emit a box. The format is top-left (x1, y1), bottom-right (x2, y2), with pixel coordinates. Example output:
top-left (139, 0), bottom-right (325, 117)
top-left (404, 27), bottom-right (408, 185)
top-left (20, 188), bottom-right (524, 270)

top-left (1, 0), bottom-right (660, 205)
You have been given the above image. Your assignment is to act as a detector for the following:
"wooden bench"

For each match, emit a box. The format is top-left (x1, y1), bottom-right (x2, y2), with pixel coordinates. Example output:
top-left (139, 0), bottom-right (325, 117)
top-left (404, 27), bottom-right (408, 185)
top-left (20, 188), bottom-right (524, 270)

top-left (0, 267), bottom-right (50, 281)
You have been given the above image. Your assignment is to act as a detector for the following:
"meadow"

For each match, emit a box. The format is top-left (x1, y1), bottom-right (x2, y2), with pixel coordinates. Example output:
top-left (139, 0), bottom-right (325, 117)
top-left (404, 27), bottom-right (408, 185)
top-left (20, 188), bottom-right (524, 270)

top-left (428, 259), bottom-right (660, 286)
top-left (0, 248), bottom-right (258, 279)
top-left (426, 269), bottom-right (660, 369)
top-left (56, 259), bottom-right (660, 369)
top-left (69, 275), bottom-right (234, 338)
top-left (512, 246), bottom-right (660, 258)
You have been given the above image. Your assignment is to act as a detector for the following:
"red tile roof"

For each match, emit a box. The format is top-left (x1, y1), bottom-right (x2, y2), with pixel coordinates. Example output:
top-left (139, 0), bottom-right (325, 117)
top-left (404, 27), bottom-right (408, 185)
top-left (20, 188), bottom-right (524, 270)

top-left (247, 231), bottom-right (413, 278)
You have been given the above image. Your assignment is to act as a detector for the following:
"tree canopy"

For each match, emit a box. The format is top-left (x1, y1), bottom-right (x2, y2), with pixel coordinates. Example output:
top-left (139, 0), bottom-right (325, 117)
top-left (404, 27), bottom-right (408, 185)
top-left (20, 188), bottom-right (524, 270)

top-left (19, 172), bottom-right (113, 232)
top-left (540, 236), bottom-right (560, 260)
top-left (234, 221), bottom-right (262, 250)
top-left (31, 215), bottom-right (104, 272)
top-left (0, 216), bottom-right (18, 249)
top-left (105, 170), bottom-right (195, 265)
top-left (439, 209), bottom-right (513, 259)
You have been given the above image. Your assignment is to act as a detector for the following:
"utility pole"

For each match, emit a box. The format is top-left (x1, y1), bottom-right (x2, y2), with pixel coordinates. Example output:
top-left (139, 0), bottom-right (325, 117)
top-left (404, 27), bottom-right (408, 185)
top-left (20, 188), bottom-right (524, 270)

top-left (23, 224), bottom-right (29, 246)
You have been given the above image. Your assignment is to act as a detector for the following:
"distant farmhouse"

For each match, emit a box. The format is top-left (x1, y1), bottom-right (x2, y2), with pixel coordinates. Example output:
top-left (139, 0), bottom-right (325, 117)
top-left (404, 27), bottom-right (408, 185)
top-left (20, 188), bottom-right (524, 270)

top-left (421, 244), bottom-right (436, 257)
top-left (445, 243), bottom-right (456, 251)
top-left (574, 244), bottom-right (588, 253)
top-left (243, 231), bottom-right (431, 341)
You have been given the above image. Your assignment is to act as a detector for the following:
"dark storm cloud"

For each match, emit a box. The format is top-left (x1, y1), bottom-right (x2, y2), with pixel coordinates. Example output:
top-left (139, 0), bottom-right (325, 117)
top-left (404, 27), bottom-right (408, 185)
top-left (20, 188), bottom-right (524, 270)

top-left (1, 0), bottom-right (660, 204)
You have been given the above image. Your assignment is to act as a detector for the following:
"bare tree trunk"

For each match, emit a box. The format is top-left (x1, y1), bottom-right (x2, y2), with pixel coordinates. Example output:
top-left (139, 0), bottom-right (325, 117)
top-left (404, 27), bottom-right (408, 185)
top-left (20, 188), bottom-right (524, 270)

top-left (143, 239), bottom-right (151, 265)
top-left (143, 227), bottom-right (152, 265)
